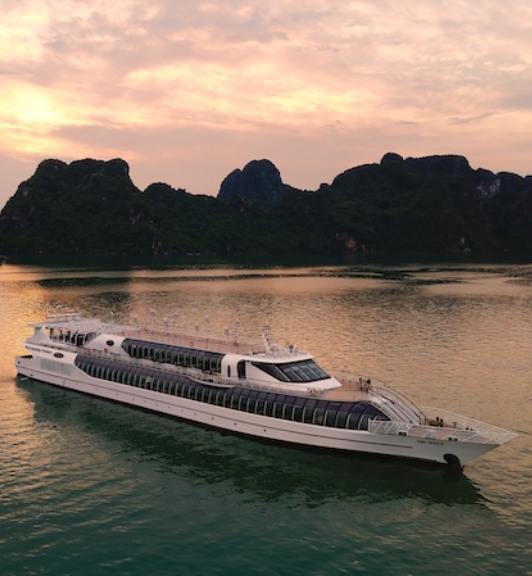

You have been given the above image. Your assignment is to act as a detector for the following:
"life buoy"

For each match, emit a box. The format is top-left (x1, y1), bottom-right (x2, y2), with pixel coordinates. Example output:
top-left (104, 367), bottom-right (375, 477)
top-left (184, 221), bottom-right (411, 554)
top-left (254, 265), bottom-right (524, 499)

top-left (310, 389), bottom-right (318, 397)
top-left (104, 348), bottom-right (108, 353)
top-left (190, 340), bottom-right (194, 347)
top-left (197, 372), bottom-right (202, 380)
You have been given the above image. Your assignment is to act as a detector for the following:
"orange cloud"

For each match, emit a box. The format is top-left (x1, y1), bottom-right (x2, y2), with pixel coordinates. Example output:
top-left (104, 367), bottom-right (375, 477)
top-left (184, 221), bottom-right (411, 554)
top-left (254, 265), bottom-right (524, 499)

top-left (0, 0), bottom-right (530, 207)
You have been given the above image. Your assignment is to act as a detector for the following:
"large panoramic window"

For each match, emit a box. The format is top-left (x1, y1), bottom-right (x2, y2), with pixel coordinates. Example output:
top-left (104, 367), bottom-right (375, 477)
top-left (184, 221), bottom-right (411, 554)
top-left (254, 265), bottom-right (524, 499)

top-left (122, 338), bottom-right (223, 374)
top-left (252, 360), bottom-right (329, 383)
top-left (74, 355), bottom-right (387, 431)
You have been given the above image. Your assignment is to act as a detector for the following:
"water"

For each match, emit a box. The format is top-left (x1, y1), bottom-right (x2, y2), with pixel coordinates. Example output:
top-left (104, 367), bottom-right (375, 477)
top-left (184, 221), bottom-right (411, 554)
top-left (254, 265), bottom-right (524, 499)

top-left (1, 259), bottom-right (532, 575)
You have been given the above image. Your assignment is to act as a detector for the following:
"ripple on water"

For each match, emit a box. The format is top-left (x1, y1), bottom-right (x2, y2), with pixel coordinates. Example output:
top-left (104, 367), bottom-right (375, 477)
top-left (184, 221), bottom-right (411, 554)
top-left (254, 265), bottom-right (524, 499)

top-left (1, 263), bottom-right (532, 575)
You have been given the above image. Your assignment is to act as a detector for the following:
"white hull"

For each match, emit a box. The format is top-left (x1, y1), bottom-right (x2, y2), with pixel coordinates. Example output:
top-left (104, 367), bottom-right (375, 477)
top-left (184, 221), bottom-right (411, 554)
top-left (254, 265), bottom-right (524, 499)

top-left (15, 355), bottom-right (496, 466)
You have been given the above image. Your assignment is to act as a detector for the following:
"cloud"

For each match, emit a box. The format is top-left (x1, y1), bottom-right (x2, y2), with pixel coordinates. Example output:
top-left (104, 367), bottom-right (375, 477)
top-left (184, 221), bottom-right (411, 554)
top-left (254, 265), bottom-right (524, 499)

top-left (449, 113), bottom-right (495, 125)
top-left (0, 0), bottom-right (531, 209)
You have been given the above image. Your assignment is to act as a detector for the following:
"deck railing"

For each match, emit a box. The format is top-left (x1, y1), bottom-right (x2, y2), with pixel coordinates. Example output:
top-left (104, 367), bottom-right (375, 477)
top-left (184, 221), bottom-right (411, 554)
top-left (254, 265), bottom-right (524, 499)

top-left (38, 316), bottom-right (268, 356)
top-left (419, 406), bottom-right (517, 445)
top-left (369, 385), bottom-right (425, 425)
top-left (335, 372), bottom-right (424, 425)
top-left (368, 408), bottom-right (517, 445)
top-left (113, 326), bottom-right (267, 355)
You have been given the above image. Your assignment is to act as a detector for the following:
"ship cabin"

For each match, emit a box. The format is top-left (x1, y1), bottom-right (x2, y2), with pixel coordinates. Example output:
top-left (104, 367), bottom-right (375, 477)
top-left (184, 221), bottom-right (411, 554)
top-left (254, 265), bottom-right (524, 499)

top-left (120, 337), bottom-right (339, 391)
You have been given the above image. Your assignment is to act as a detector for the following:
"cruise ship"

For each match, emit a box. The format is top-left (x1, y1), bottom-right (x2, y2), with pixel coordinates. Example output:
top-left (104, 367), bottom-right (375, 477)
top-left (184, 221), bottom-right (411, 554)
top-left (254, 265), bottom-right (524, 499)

top-left (15, 314), bottom-right (517, 468)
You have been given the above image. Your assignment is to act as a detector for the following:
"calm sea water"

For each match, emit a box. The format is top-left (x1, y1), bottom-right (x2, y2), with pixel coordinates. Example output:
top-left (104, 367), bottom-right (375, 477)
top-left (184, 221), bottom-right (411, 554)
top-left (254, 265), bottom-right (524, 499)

top-left (1, 258), bottom-right (532, 575)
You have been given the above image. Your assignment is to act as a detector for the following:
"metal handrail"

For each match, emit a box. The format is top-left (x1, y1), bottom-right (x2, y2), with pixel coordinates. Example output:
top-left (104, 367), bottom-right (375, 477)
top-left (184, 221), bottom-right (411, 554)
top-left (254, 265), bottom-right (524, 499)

top-left (35, 315), bottom-right (268, 355)
top-left (419, 406), bottom-right (518, 444)
top-left (370, 385), bottom-right (425, 424)
top-left (335, 372), bottom-right (424, 424)
top-left (368, 412), bottom-right (517, 445)
top-left (128, 326), bottom-right (267, 355)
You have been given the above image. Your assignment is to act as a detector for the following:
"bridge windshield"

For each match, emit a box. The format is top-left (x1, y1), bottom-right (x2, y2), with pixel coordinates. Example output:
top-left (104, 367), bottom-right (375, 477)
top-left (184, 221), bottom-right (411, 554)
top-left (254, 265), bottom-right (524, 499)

top-left (252, 360), bottom-right (329, 383)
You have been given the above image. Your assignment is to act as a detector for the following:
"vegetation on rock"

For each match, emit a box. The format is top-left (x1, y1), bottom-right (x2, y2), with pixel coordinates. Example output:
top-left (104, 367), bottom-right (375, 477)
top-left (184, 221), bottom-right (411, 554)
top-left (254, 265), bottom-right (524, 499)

top-left (0, 154), bottom-right (530, 256)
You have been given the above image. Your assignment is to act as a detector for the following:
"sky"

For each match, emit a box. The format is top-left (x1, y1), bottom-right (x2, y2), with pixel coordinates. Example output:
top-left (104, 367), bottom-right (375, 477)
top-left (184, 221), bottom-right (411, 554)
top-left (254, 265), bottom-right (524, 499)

top-left (1, 0), bottom-right (531, 210)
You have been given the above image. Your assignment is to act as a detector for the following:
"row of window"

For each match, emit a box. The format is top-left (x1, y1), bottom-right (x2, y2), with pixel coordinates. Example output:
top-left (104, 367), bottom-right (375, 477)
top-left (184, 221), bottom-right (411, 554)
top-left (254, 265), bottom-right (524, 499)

top-left (122, 339), bottom-right (224, 373)
top-left (48, 329), bottom-right (96, 347)
top-left (74, 356), bottom-right (388, 431)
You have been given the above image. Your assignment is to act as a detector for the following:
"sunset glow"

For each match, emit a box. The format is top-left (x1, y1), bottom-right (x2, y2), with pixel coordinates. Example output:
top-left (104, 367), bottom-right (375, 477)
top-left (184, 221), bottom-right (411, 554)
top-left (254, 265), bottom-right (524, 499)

top-left (1, 0), bottom-right (531, 206)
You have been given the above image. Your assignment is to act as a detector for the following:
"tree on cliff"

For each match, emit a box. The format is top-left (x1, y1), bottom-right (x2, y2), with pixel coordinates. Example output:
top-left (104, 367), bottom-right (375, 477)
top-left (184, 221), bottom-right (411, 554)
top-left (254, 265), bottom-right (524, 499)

top-left (0, 154), bottom-right (530, 256)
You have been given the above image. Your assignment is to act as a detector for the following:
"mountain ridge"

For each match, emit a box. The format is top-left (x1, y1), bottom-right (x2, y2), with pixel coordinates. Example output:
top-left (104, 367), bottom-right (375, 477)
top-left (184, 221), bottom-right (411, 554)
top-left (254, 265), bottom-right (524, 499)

top-left (1, 153), bottom-right (531, 256)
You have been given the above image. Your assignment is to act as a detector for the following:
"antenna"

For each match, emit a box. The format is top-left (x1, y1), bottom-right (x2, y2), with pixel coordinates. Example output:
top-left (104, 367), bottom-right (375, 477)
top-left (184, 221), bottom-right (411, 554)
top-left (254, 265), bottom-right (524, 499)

top-left (235, 319), bottom-right (240, 347)
top-left (262, 322), bottom-right (273, 353)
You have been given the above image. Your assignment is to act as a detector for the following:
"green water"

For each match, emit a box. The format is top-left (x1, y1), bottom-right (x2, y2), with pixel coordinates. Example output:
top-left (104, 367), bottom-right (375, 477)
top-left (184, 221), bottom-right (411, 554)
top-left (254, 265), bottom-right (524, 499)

top-left (1, 260), bottom-right (531, 575)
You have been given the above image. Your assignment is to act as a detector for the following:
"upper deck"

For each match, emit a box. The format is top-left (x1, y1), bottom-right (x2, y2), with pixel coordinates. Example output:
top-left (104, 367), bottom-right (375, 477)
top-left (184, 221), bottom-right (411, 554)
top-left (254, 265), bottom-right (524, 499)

top-left (30, 314), bottom-right (269, 356)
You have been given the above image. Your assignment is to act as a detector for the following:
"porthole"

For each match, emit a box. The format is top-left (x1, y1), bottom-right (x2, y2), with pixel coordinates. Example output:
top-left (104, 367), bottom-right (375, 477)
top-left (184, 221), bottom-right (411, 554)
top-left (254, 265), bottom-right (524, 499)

top-left (106, 340), bottom-right (114, 347)
top-left (53, 352), bottom-right (64, 358)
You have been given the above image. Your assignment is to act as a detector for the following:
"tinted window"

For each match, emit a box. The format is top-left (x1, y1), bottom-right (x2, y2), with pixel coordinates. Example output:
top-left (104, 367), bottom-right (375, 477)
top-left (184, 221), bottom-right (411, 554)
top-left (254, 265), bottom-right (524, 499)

top-left (292, 397), bottom-right (306, 421)
top-left (324, 402), bottom-right (342, 427)
top-left (313, 400), bottom-right (329, 425)
top-left (335, 403), bottom-right (352, 428)
top-left (281, 396), bottom-right (296, 419)
top-left (264, 393), bottom-right (277, 417)
top-left (273, 395), bottom-right (286, 418)
top-left (347, 412), bottom-right (361, 429)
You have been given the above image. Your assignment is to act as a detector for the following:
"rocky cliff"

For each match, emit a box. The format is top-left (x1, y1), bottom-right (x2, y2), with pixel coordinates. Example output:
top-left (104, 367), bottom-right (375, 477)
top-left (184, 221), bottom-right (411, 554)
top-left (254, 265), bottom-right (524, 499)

top-left (0, 153), bottom-right (531, 256)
